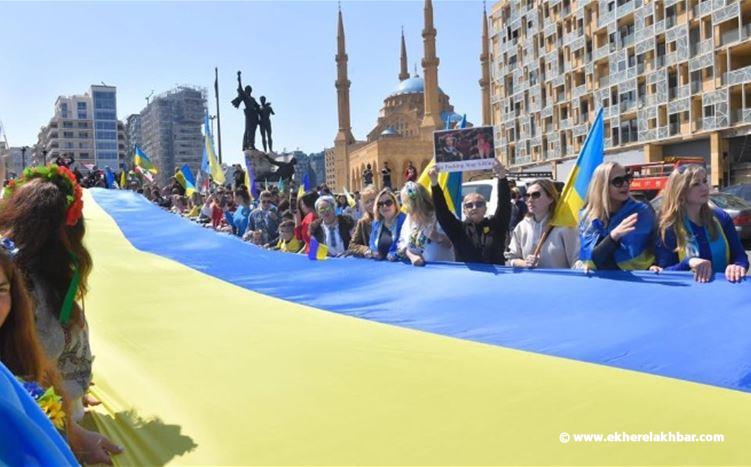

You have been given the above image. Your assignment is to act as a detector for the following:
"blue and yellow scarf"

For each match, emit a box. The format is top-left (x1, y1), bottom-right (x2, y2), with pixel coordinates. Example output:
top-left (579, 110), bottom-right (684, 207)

top-left (579, 198), bottom-right (655, 270)
top-left (678, 214), bottom-right (730, 273)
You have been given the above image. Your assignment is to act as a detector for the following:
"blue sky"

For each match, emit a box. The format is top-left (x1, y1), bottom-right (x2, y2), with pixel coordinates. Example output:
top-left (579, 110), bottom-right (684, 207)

top-left (0, 1), bottom-right (486, 164)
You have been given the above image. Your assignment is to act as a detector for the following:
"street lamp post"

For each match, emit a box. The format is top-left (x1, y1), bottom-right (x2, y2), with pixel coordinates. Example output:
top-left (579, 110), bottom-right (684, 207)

top-left (21, 146), bottom-right (27, 171)
top-left (42, 150), bottom-right (48, 166)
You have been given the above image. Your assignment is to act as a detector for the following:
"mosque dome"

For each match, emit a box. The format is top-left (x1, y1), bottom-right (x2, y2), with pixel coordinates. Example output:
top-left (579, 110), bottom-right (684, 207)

top-left (389, 76), bottom-right (445, 97)
top-left (380, 127), bottom-right (399, 136)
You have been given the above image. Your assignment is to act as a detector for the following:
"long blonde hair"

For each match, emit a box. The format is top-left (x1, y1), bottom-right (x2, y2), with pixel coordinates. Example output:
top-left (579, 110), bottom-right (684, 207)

top-left (658, 165), bottom-right (716, 250)
top-left (359, 186), bottom-right (378, 220)
top-left (581, 161), bottom-right (622, 225)
top-left (373, 188), bottom-right (400, 222)
top-left (401, 182), bottom-right (434, 226)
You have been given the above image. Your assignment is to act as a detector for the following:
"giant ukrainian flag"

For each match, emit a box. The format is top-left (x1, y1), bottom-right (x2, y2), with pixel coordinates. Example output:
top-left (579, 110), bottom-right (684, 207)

top-left (74, 188), bottom-right (751, 465)
top-left (551, 107), bottom-right (605, 227)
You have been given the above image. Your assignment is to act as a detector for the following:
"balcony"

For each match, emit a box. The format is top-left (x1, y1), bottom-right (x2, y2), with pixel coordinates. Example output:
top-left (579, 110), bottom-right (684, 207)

top-left (669, 121), bottom-right (681, 135)
top-left (731, 109), bottom-right (751, 124)
top-left (724, 65), bottom-right (751, 86)
top-left (621, 34), bottom-right (635, 48)
top-left (594, 44), bottom-right (610, 61)
top-left (620, 100), bottom-right (637, 112)
top-left (668, 85), bottom-right (689, 99)
top-left (693, 1), bottom-right (712, 18)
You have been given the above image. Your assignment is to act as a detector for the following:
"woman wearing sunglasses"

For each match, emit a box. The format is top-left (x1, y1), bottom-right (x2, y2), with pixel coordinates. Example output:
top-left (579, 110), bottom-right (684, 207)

top-left (652, 165), bottom-right (748, 282)
top-left (506, 179), bottom-right (579, 268)
top-left (309, 195), bottom-right (355, 257)
top-left (367, 188), bottom-right (406, 260)
top-left (397, 182), bottom-right (454, 266)
top-left (577, 161), bottom-right (655, 271)
top-left (428, 159), bottom-right (510, 264)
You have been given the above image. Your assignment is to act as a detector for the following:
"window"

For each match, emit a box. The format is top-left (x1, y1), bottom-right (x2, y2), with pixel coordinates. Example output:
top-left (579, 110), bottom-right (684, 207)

top-left (63, 131), bottom-right (74, 138)
top-left (77, 102), bottom-right (86, 110)
top-left (79, 132), bottom-right (89, 138)
top-left (95, 121), bottom-right (116, 130)
top-left (63, 121), bottom-right (74, 128)
top-left (95, 110), bottom-right (116, 120)
top-left (78, 122), bottom-right (87, 128)
top-left (78, 112), bottom-right (87, 120)
top-left (704, 105), bottom-right (715, 117)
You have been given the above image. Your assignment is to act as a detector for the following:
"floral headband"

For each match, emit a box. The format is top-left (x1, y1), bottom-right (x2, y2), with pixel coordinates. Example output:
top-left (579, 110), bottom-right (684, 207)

top-left (0, 237), bottom-right (19, 259)
top-left (4, 165), bottom-right (84, 227)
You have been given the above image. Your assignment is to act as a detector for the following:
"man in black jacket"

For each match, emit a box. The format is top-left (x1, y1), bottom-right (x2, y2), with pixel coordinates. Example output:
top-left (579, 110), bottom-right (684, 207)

top-left (429, 159), bottom-right (510, 264)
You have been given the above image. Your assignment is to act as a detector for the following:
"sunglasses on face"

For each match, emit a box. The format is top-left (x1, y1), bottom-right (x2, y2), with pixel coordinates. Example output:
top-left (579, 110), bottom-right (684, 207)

top-left (317, 205), bottom-right (333, 214)
top-left (527, 191), bottom-right (543, 199)
top-left (464, 201), bottom-right (486, 209)
top-left (609, 173), bottom-right (633, 188)
top-left (377, 199), bottom-right (395, 208)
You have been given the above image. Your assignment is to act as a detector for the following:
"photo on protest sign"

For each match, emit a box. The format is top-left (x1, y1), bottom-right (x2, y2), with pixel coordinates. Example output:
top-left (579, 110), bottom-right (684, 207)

top-left (433, 126), bottom-right (495, 173)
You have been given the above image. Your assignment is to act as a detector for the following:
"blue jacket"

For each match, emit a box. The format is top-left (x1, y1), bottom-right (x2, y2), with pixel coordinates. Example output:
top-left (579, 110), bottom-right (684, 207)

top-left (369, 212), bottom-right (406, 260)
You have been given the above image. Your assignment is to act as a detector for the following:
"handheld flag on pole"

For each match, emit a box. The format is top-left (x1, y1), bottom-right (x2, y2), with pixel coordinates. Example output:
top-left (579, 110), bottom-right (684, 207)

top-left (244, 153), bottom-right (258, 199)
top-left (104, 167), bottom-right (115, 189)
top-left (134, 146), bottom-right (158, 174)
top-left (342, 186), bottom-right (356, 208)
top-left (550, 107), bottom-right (605, 227)
top-left (307, 236), bottom-right (329, 260)
top-left (204, 111), bottom-right (225, 184)
top-left (178, 164), bottom-right (197, 197)
top-left (119, 170), bottom-right (127, 189)
top-left (297, 172), bottom-right (311, 198)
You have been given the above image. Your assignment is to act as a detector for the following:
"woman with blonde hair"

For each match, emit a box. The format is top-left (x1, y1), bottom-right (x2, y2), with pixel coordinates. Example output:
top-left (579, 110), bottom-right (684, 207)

top-left (367, 187), bottom-right (406, 260)
top-left (577, 161), bottom-right (655, 270)
top-left (652, 165), bottom-right (748, 282)
top-left (397, 182), bottom-right (453, 266)
top-left (506, 179), bottom-right (579, 268)
top-left (347, 186), bottom-right (377, 257)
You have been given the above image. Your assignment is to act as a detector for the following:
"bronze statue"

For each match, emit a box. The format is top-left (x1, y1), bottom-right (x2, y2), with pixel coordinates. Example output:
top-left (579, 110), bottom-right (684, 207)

top-left (231, 71), bottom-right (260, 151)
top-left (258, 153), bottom-right (296, 183)
top-left (259, 96), bottom-right (275, 153)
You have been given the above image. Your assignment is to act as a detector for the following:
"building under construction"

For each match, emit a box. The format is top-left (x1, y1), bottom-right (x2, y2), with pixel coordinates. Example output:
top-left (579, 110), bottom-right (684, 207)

top-left (138, 86), bottom-right (207, 185)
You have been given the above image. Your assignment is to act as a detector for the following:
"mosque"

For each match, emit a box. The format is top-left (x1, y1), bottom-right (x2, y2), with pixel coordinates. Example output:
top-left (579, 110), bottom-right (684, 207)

top-left (330, 0), bottom-right (492, 192)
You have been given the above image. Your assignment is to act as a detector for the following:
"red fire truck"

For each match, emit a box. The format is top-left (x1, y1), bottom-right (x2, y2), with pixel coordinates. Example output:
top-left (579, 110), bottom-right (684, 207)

top-left (626, 157), bottom-right (706, 200)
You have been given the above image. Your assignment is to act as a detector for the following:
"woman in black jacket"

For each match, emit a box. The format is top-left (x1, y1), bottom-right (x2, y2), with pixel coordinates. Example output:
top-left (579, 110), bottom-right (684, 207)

top-left (428, 159), bottom-right (510, 264)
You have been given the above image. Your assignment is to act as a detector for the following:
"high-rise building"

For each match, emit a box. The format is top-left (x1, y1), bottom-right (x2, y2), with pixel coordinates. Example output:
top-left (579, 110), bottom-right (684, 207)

top-left (35, 85), bottom-right (126, 169)
top-left (309, 150), bottom-right (327, 188)
top-left (139, 86), bottom-right (207, 184)
top-left (488, 0), bottom-right (751, 186)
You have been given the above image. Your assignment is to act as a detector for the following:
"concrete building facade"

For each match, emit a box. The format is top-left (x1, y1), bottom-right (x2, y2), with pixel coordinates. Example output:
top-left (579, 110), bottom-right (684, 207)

top-left (138, 86), bottom-right (207, 184)
top-left (35, 85), bottom-right (126, 169)
top-left (488, 0), bottom-right (751, 186)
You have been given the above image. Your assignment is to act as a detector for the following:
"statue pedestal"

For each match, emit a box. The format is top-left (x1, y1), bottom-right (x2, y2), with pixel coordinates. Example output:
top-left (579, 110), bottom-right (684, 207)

top-left (243, 149), bottom-right (273, 177)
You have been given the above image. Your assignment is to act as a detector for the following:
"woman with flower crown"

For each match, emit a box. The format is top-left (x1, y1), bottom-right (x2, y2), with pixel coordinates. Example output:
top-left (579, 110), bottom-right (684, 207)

top-left (651, 164), bottom-right (748, 282)
top-left (397, 181), bottom-right (454, 266)
top-left (0, 164), bottom-right (122, 464)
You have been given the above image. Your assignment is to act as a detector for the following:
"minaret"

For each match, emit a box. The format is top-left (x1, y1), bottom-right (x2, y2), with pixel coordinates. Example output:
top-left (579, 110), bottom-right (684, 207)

top-left (420, 0), bottom-right (442, 138)
top-left (334, 5), bottom-right (353, 190)
top-left (399, 27), bottom-right (410, 81)
top-left (335, 6), bottom-right (354, 145)
top-left (480, 3), bottom-right (491, 126)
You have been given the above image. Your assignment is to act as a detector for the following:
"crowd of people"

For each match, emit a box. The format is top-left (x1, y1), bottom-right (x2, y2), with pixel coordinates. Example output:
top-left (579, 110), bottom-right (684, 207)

top-left (135, 157), bottom-right (748, 283)
top-left (0, 155), bottom-right (748, 462)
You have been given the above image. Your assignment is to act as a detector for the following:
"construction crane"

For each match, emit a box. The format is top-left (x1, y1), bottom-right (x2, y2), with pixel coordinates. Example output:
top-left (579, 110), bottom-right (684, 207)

top-left (145, 90), bottom-right (154, 106)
